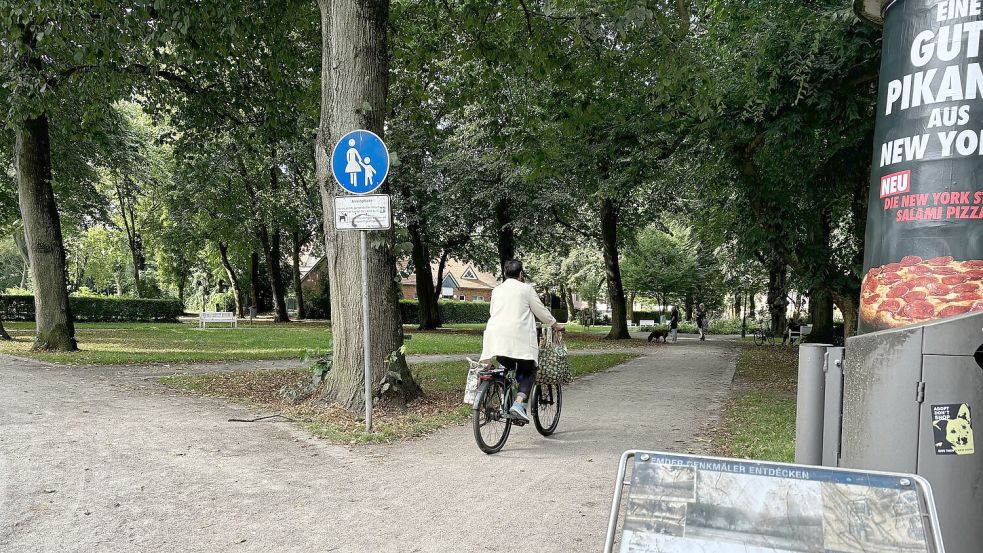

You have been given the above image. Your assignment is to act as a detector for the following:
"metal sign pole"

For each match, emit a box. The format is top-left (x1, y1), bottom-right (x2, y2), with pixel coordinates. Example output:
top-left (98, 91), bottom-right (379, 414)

top-left (360, 229), bottom-right (372, 433)
top-left (330, 129), bottom-right (391, 435)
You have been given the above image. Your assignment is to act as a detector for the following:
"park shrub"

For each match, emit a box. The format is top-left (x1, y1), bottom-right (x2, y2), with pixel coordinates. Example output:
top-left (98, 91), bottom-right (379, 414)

top-left (209, 291), bottom-right (236, 313)
top-left (575, 309), bottom-right (612, 326)
top-left (0, 295), bottom-right (184, 322)
top-left (399, 299), bottom-right (490, 325)
top-left (708, 318), bottom-right (745, 335)
top-left (638, 318), bottom-right (745, 335)
top-left (305, 296), bottom-right (331, 320)
top-left (302, 274), bottom-right (332, 320)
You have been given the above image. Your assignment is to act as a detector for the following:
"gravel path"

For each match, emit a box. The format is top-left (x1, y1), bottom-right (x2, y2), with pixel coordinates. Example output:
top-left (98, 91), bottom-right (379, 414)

top-left (0, 340), bottom-right (738, 552)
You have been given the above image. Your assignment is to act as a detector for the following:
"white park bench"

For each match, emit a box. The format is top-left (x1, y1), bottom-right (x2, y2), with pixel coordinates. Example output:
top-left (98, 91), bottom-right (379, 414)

top-left (640, 319), bottom-right (656, 327)
top-left (199, 311), bottom-right (237, 329)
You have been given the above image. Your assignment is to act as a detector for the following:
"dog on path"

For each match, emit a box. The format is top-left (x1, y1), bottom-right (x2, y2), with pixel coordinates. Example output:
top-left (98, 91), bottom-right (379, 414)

top-left (647, 328), bottom-right (669, 343)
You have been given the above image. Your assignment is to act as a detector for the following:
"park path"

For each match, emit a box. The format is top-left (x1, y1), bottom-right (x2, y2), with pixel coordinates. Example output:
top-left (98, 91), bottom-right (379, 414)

top-left (0, 340), bottom-right (738, 553)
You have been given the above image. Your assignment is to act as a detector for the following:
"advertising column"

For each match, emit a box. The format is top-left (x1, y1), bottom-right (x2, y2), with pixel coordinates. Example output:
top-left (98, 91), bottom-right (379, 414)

top-left (860, 0), bottom-right (983, 333)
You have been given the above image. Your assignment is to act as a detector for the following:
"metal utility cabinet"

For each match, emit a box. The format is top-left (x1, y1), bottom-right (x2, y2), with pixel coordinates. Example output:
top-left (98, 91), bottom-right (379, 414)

top-left (839, 312), bottom-right (983, 553)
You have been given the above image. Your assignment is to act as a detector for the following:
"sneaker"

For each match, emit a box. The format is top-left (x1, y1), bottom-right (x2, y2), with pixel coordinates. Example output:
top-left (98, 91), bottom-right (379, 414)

top-left (510, 402), bottom-right (532, 422)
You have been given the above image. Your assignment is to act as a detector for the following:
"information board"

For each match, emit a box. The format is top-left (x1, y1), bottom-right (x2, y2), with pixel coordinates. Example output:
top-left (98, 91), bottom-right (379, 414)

top-left (334, 194), bottom-right (391, 230)
top-left (605, 451), bottom-right (944, 553)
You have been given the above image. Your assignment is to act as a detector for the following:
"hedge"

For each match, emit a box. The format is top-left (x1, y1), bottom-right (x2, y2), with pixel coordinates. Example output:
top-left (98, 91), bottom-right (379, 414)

top-left (399, 300), bottom-right (573, 325)
top-left (639, 318), bottom-right (746, 335)
top-left (0, 295), bottom-right (184, 322)
top-left (400, 299), bottom-right (490, 325)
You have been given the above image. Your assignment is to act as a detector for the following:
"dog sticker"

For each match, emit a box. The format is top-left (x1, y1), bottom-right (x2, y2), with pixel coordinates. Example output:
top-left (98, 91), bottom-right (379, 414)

top-left (933, 403), bottom-right (974, 455)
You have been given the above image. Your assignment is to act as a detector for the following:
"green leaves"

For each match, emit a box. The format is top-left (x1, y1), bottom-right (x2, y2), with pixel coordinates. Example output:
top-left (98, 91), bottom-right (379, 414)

top-left (622, 222), bottom-right (699, 302)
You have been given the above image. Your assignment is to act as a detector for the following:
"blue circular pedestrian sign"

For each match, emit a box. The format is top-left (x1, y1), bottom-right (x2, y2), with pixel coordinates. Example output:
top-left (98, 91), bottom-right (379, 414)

top-left (331, 130), bottom-right (390, 195)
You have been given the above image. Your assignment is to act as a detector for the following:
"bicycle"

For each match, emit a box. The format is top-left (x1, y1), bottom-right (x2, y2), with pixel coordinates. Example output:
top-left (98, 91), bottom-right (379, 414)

top-left (472, 364), bottom-right (562, 454)
top-left (752, 327), bottom-right (778, 346)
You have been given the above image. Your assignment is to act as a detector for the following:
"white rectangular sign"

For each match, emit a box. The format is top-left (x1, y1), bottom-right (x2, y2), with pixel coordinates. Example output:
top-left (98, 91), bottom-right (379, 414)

top-left (334, 194), bottom-right (391, 230)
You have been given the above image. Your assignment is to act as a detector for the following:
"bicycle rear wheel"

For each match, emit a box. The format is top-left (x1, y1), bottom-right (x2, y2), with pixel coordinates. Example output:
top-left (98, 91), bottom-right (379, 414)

top-left (473, 379), bottom-right (512, 454)
top-left (532, 383), bottom-right (562, 436)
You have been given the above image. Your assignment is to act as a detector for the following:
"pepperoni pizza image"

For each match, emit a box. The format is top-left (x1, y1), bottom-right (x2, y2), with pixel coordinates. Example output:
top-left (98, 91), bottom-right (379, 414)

top-left (861, 256), bottom-right (983, 330)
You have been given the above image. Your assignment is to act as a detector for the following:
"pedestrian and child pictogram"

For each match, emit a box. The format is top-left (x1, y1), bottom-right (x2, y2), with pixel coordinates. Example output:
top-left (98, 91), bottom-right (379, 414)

top-left (331, 130), bottom-right (390, 195)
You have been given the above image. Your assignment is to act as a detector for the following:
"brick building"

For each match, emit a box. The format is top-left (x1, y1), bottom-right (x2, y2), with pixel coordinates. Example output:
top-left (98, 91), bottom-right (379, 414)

top-left (301, 256), bottom-right (500, 302)
top-left (401, 259), bottom-right (499, 301)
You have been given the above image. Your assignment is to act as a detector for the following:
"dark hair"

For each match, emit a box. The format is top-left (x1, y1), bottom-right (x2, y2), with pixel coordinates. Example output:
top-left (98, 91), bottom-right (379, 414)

top-left (503, 259), bottom-right (523, 279)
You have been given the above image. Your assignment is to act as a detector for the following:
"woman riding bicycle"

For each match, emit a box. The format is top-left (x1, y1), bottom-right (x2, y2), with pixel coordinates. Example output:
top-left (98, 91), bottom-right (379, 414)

top-left (480, 259), bottom-right (565, 422)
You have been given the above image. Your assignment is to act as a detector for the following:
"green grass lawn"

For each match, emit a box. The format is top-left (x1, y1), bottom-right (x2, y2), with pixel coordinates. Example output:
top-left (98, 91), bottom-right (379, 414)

top-left (1, 321), bottom-right (642, 365)
top-left (159, 352), bottom-right (637, 443)
top-left (714, 346), bottom-right (798, 462)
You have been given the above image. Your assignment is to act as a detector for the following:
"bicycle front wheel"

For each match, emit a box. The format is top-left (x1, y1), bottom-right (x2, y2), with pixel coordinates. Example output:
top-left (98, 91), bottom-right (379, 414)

top-left (532, 383), bottom-right (562, 436)
top-left (473, 379), bottom-right (512, 454)
top-left (753, 331), bottom-right (765, 346)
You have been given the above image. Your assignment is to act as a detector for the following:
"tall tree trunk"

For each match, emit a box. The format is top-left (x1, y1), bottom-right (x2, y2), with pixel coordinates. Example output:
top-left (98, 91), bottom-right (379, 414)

top-left (834, 293), bottom-right (859, 340)
top-left (115, 179), bottom-right (142, 298)
top-left (741, 290), bottom-right (749, 337)
top-left (0, 315), bottom-right (10, 340)
top-left (178, 271), bottom-right (187, 306)
top-left (408, 222), bottom-right (440, 329)
top-left (218, 242), bottom-right (245, 318)
top-left (495, 197), bottom-right (515, 274)
top-left (599, 196), bottom-right (630, 339)
top-left (13, 229), bottom-right (30, 289)
top-left (564, 284), bottom-right (576, 323)
top-left (434, 252), bottom-right (449, 298)
top-left (316, 0), bottom-right (419, 413)
top-left (766, 260), bottom-right (788, 336)
top-left (808, 288), bottom-right (835, 343)
top-left (626, 291), bottom-right (635, 320)
top-left (14, 115), bottom-right (75, 351)
top-left (260, 164), bottom-right (290, 323)
top-left (249, 251), bottom-right (261, 313)
top-left (257, 225), bottom-right (289, 321)
top-left (684, 292), bottom-right (694, 321)
top-left (292, 230), bottom-right (306, 319)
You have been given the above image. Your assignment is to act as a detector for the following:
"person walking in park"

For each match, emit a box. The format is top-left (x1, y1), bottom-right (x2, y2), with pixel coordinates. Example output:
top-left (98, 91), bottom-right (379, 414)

top-left (669, 306), bottom-right (680, 343)
top-left (480, 259), bottom-right (565, 422)
top-left (695, 303), bottom-right (707, 341)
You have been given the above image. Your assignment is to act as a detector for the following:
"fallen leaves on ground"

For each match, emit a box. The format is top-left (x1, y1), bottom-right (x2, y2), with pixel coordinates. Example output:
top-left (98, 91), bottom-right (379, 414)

top-left (160, 368), bottom-right (469, 444)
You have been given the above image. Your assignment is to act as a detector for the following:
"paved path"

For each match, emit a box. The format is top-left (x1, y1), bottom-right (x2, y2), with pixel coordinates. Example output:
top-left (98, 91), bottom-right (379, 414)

top-left (0, 340), bottom-right (738, 552)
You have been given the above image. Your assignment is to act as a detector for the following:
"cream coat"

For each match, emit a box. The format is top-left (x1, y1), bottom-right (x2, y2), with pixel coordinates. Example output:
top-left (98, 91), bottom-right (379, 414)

top-left (480, 278), bottom-right (557, 363)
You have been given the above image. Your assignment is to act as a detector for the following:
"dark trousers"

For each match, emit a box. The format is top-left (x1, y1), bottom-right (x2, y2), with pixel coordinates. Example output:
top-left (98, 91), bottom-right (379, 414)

top-left (498, 356), bottom-right (537, 400)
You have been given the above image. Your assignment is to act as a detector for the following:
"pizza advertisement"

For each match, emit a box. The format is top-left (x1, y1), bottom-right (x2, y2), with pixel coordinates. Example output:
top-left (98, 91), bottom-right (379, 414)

top-left (860, 0), bottom-right (983, 333)
top-left (860, 256), bottom-right (983, 330)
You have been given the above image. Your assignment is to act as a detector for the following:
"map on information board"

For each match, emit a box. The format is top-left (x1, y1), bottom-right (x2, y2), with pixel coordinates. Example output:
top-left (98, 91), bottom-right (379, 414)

top-left (619, 453), bottom-right (934, 553)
